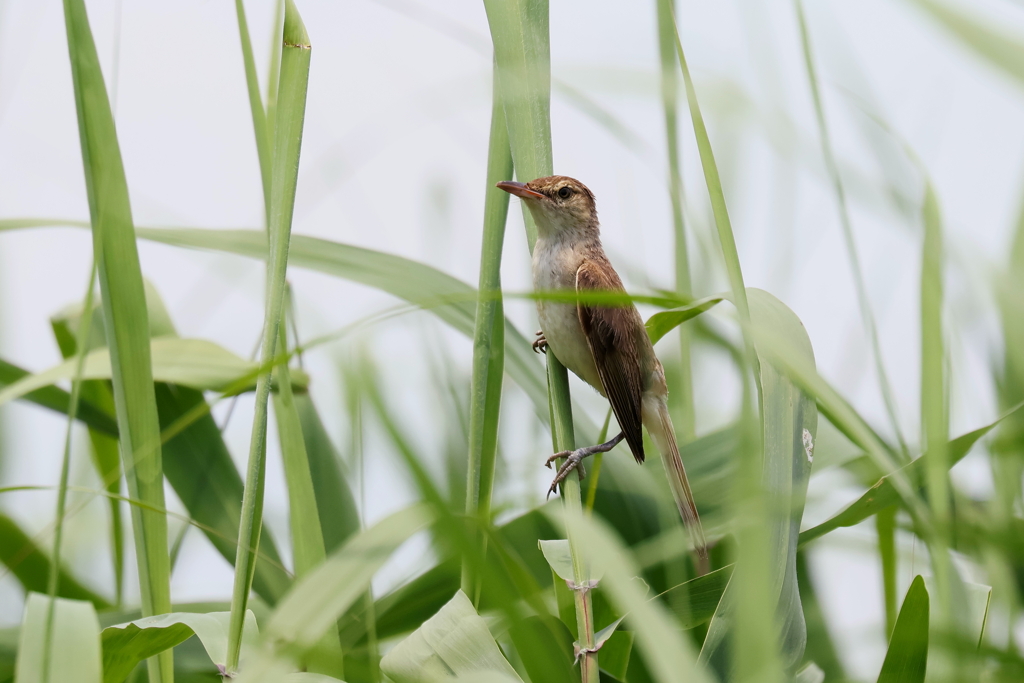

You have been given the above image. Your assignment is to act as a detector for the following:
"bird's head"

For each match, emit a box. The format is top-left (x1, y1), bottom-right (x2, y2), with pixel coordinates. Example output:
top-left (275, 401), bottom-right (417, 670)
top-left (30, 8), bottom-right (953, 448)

top-left (497, 175), bottom-right (598, 240)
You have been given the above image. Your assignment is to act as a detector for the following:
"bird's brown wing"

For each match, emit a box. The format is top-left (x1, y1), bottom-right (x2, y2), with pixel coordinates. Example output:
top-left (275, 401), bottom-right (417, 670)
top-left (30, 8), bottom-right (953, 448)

top-left (576, 260), bottom-right (647, 463)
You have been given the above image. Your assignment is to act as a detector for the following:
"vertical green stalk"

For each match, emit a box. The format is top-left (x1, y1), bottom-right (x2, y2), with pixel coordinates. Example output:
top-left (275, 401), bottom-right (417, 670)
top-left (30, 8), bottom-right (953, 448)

top-left (61, 1), bottom-right (173, 679)
top-left (671, 12), bottom-right (781, 682)
top-left (462, 64), bottom-right (513, 599)
top-left (234, 0), bottom-right (273, 221)
top-left (877, 506), bottom-right (898, 635)
top-left (43, 265), bottom-right (96, 683)
top-left (655, 0), bottom-right (695, 443)
top-left (794, 0), bottom-right (909, 460)
top-left (227, 1), bottom-right (310, 672)
top-left (920, 183), bottom-right (951, 623)
top-left (483, 1), bottom-right (597, 679)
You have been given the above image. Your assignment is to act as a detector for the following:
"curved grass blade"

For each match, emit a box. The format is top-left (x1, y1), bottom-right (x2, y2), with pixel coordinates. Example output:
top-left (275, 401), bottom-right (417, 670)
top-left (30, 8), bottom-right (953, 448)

top-left (227, 0), bottom-right (310, 672)
top-left (60, 0), bottom-right (172, 678)
top-left (101, 611), bottom-right (259, 683)
top-left (15, 594), bottom-right (101, 683)
top-left (463, 64), bottom-right (513, 597)
top-left (877, 576), bottom-right (929, 683)
top-left (645, 295), bottom-right (725, 345)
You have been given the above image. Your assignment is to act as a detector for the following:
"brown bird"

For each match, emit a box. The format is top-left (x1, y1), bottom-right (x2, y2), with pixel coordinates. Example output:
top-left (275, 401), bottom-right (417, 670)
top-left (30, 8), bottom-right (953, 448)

top-left (497, 175), bottom-right (708, 560)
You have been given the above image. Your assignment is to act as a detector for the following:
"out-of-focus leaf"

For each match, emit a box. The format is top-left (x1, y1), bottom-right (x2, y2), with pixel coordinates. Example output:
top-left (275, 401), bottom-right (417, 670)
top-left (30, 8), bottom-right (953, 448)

top-left (912, 0), bottom-right (1024, 85)
top-left (800, 404), bottom-right (1023, 545)
top-left (101, 611), bottom-right (259, 683)
top-left (0, 358), bottom-right (117, 436)
top-left (659, 565), bottom-right (732, 629)
top-left (600, 630), bottom-right (634, 681)
top-left (293, 393), bottom-right (360, 553)
top-left (0, 338), bottom-right (308, 408)
top-left (0, 513), bottom-right (110, 609)
top-left (507, 614), bottom-right (574, 683)
top-left (14, 593), bottom-right (101, 683)
top-left (236, 505), bottom-right (433, 682)
top-left (380, 590), bottom-right (523, 683)
top-left (877, 576), bottom-right (929, 683)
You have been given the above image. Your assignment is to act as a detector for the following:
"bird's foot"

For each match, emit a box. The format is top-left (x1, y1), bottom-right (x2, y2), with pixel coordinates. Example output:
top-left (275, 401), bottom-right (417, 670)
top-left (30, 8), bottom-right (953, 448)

top-left (545, 448), bottom-right (588, 498)
top-left (532, 330), bottom-right (548, 354)
top-left (543, 433), bottom-right (625, 498)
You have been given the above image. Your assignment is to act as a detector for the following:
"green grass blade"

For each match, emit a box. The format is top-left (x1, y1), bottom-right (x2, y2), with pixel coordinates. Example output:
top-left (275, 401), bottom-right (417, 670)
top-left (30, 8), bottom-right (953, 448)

top-left (60, 0), bottom-right (172, 678)
top-left (271, 328), bottom-right (343, 675)
top-left (877, 506), bottom-right (898, 636)
top-left (227, 0), bottom-right (310, 672)
top-left (877, 576), bottom-right (929, 683)
top-left (794, 0), bottom-right (909, 459)
top-left (655, 0), bottom-right (696, 442)
top-left (15, 594), bottom-right (101, 683)
top-left (0, 513), bottom-right (111, 609)
top-left (292, 393), bottom-right (360, 554)
top-left (463, 65), bottom-right (513, 597)
top-left (233, 0), bottom-right (272, 220)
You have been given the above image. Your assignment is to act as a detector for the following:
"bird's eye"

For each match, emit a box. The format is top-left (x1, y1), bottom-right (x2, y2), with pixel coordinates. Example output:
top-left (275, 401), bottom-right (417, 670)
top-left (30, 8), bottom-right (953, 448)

top-left (557, 186), bottom-right (573, 199)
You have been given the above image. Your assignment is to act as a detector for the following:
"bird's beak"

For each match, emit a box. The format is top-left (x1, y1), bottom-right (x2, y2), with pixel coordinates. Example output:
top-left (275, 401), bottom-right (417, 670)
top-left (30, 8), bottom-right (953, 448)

top-left (496, 181), bottom-right (544, 200)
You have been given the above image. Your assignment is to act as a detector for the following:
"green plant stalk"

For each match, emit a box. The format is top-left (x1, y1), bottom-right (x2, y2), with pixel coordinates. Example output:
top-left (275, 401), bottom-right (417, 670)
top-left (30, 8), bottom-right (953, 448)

top-left (42, 265), bottom-right (96, 683)
top-left (61, 0), bottom-right (173, 679)
top-left (877, 506), bottom-right (898, 635)
top-left (266, 0), bottom-right (285, 143)
top-left (655, 0), bottom-right (695, 443)
top-left (483, 1), bottom-right (597, 679)
top-left (671, 12), bottom-right (782, 681)
top-left (462, 66), bottom-right (513, 599)
top-left (921, 182), bottom-right (952, 632)
top-left (794, 0), bottom-right (909, 460)
top-left (234, 0), bottom-right (273, 221)
top-left (227, 0), bottom-right (310, 672)
top-left (273, 326), bottom-right (342, 674)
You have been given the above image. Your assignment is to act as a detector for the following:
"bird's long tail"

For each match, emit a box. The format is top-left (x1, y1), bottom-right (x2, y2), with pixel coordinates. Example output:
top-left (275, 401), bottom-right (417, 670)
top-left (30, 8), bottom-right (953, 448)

top-left (646, 398), bottom-right (708, 563)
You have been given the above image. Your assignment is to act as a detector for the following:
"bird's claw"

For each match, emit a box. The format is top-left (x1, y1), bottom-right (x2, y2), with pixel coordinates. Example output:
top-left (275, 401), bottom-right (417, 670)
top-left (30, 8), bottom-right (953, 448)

top-left (545, 448), bottom-right (587, 498)
top-left (532, 330), bottom-right (548, 354)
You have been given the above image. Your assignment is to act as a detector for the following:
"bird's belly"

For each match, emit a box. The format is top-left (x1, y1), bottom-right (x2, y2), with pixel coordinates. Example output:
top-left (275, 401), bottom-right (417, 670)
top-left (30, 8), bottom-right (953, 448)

top-left (537, 301), bottom-right (605, 395)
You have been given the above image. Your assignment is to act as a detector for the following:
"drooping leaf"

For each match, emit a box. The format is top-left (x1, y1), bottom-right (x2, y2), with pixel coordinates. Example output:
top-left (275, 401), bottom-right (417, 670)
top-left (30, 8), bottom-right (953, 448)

top-left (0, 358), bottom-right (117, 436)
top-left (380, 591), bottom-right (524, 683)
top-left (14, 594), bottom-right (101, 683)
top-left (101, 611), bottom-right (259, 683)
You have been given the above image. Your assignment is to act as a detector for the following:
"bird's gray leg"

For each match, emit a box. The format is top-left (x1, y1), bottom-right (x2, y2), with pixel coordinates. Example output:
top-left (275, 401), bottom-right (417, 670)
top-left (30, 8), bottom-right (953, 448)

top-left (532, 330), bottom-right (548, 354)
top-left (545, 432), bottom-right (625, 498)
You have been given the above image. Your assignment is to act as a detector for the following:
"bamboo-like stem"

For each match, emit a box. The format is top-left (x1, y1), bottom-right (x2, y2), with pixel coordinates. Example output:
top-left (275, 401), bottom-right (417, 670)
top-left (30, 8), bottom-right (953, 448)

top-left (655, 0), bottom-right (695, 444)
top-left (462, 62), bottom-right (513, 599)
top-left (227, 1), bottom-right (310, 672)
top-left (482, 1), bottom-right (598, 678)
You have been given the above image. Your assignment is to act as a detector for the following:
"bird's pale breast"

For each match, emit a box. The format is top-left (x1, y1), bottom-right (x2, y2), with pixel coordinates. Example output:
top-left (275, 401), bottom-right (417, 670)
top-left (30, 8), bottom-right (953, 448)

top-left (532, 238), bottom-right (605, 393)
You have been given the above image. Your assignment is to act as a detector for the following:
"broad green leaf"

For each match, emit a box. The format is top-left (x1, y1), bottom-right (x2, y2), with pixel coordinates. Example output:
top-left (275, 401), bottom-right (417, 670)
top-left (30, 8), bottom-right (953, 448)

top-left (877, 576), bottom-right (929, 683)
top-left (101, 611), bottom-right (259, 683)
top-left (236, 505), bottom-right (433, 682)
top-left (379, 591), bottom-right (523, 683)
top-left (15, 594), bottom-right (101, 683)
top-left (228, 0), bottom-right (311, 672)
top-left (799, 404), bottom-right (1023, 545)
top-left (506, 615), bottom-right (575, 683)
top-left (60, 0), bottom-right (172, 677)
top-left (538, 539), bottom-right (575, 582)
top-left (0, 514), bottom-right (110, 609)
top-left (0, 338), bottom-right (309, 408)
top-left (658, 565), bottom-right (732, 629)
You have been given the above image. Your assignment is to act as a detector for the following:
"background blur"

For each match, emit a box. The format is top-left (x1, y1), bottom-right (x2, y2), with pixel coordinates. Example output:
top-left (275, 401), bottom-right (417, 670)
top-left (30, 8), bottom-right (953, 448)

top-left (1, 0), bottom-right (1021, 679)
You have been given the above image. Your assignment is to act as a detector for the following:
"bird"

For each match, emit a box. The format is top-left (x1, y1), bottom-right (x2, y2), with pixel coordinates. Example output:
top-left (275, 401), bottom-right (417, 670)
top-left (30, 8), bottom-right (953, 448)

top-left (497, 175), bottom-right (708, 561)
